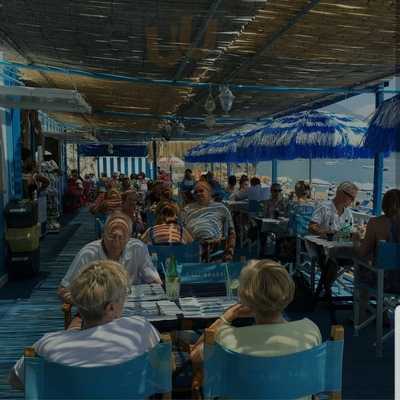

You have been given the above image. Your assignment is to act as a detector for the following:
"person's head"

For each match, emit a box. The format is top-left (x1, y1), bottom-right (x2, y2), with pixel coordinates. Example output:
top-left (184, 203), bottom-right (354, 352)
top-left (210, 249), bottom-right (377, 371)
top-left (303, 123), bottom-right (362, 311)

top-left (335, 181), bottom-right (358, 208)
top-left (228, 175), bottom-right (237, 188)
top-left (206, 171), bottom-right (214, 182)
top-left (199, 174), bottom-right (208, 182)
top-left (103, 211), bottom-right (132, 259)
top-left (250, 177), bottom-right (261, 187)
top-left (239, 175), bottom-right (249, 190)
top-left (158, 202), bottom-right (179, 224)
top-left (194, 181), bottom-right (213, 205)
top-left (70, 260), bottom-right (128, 326)
top-left (112, 171), bottom-right (119, 180)
top-left (295, 180), bottom-right (311, 200)
top-left (121, 176), bottom-right (131, 190)
top-left (382, 189), bottom-right (400, 218)
top-left (71, 169), bottom-right (78, 178)
top-left (238, 260), bottom-right (295, 322)
top-left (101, 172), bottom-right (108, 180)
top-left (270, 183), bottom-right (282, 200)
top-left (121, 190), bottom-right (138, 207)
top-left (138, 172), bottom-right (145, 180)
top-left (160, 184), bottom-right (173, 201)
top-left (184, 169), bottom-right (193, 179)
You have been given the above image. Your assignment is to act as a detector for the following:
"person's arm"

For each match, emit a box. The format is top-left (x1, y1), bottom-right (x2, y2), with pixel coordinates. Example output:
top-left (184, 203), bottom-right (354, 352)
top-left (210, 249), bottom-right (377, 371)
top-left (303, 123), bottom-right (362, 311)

top-left (355, 219), bottom-right (376, 259)
top-left (138, 244), bottom-right (162, 284)
top-left (58, 247), bottom-right (91, 301)
top-left (190, 304), bottom-right (253, 364)
top-left (182, 228), bottom-right (193, 243)
top-left (308, 206), bottom-right (330, 236)
top-left (8, 368), bottom-right (23, 390)
top-left (140, 229), bottom-right (150, 244)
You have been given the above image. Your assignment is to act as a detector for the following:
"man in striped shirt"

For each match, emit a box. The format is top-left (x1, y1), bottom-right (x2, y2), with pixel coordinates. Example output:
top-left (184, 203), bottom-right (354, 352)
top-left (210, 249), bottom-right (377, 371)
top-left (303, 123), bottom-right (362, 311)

top-left (181, 181), bottom-right (236, 261)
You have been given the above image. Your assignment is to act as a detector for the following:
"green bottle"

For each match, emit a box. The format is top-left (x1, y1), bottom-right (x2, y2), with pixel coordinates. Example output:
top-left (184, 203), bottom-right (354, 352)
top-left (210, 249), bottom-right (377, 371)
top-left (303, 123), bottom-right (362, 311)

top-left (167, 255), bottom-right (178, 278)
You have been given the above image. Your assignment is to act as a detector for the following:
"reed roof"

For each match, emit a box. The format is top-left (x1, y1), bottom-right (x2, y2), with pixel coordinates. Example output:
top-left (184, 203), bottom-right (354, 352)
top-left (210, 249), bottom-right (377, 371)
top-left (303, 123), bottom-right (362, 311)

top-left (0, 0), bottom-right (397, 142)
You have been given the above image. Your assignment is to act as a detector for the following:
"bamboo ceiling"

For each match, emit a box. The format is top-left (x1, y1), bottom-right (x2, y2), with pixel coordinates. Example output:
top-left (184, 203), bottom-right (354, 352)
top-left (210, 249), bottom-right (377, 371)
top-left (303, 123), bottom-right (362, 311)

top-left (0, 0), bottom-right (398, 143)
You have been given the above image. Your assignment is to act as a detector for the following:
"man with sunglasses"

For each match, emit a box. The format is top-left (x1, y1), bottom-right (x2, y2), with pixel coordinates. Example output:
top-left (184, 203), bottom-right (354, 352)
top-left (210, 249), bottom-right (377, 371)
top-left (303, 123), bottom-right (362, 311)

top-left (309, 181), bottom-right (358, 309)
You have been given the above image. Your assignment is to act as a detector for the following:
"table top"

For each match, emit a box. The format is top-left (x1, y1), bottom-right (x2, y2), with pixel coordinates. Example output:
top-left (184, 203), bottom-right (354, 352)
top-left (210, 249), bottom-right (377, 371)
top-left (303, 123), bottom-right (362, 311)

top-left (254, 217), bottom-right (289, 224)
top-left (304, 235), bottom-right (354, 249)
top-left (223, 200), bottom-right (248, 207)
top-left (125, 284), bottom-right (236, 322)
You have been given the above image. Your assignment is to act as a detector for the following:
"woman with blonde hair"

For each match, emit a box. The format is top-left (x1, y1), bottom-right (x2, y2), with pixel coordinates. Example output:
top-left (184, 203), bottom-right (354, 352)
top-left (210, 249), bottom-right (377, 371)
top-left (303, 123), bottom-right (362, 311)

top-left (191, 260), bottom-right (321, 362)
top-left (10, 260), bottom-right (159, 389)
top-left (141, 202), bottom-right (192, 245)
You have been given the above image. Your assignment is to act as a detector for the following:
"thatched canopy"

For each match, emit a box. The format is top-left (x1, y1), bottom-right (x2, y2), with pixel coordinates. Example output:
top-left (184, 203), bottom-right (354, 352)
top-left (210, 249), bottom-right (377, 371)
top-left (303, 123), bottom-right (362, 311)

top-left (0, 0), bottom-right (397, 143)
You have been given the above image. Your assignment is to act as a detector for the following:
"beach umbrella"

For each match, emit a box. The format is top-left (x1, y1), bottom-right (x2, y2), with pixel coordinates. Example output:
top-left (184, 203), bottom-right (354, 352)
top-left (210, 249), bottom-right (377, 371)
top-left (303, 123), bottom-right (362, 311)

top-left (158, 156), bottom-right (185, 168)
top-left (185, 123), bottom-right (267, 163)
top-left (364, 94), bottom-right (400, 153)
top-left (236, 110), bottom-right (372, 162)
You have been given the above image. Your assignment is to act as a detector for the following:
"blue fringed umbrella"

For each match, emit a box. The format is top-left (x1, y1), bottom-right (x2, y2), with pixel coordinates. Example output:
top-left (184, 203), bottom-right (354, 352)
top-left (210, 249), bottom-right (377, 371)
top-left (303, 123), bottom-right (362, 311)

top-left (364, 94), bottom-right (400, 153)
top-left (237, 111), bottom-right (372, 162)
top-left (185, 123), bottom-right (265, 163)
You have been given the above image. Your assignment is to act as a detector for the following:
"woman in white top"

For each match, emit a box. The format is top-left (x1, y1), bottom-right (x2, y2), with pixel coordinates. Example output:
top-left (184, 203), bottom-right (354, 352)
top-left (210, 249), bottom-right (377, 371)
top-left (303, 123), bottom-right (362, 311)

top-left (191, 259), bottom-right (321, 361)
top-left (10, 260), bottom-right (160, 389)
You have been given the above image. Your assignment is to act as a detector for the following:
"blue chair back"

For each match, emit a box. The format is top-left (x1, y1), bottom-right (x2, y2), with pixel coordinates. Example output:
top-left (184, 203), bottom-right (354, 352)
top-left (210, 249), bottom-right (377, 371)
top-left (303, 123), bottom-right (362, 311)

top-left (289, 203), bottom-right (315, 237)
top-left (376, 241), bottom-right (400, 270)
top-left (148, 242), bottom-right (201, 272)
top-left (25, 342), bottom-right (172, 400)
top-left (204, 339), bottom-right (343, 399)
top-left (178, 261), bottom-right (245, 284)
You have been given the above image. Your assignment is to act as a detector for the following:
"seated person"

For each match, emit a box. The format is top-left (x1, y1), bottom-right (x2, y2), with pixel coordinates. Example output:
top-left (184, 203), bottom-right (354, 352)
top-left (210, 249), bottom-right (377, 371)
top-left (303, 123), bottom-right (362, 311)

top-left (226, 175), bottom-right (237, 194)
top-left (121, 190), bottom-right (144, 235)
top-left (247, 177), bottom-right (267, 202)
top-left (9, 260), bottom-right (159, 390)
top-left (289, 181), bottom-right (315, 236)
top-left (229, 175), bottom-right (249, 201)
top-left (141, 203), bottom-right (193, 245)
top-left (58, 211), bottom-right (161, 303)
top-left (264, 183), bottom-right (288, 218)
top-left (180, 169), bottom-right (196, 204)
top-left (309, 181), bottom-right (358, 299)
top-left (191, 259), bottom-right (321, 362)
top-left (89, 185), bottom-right (122, 215)
top-left (182, 181), bottom-right (235, 261)
top-left (354, 189), bottom-right (400, 318)
top-left (206, 172), bottom-right (225, 202)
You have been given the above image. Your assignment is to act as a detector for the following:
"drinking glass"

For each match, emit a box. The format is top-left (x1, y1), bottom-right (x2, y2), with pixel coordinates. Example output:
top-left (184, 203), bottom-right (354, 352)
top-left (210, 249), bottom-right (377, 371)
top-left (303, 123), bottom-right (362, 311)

top-left (165, 276), bottom-right (180, 301)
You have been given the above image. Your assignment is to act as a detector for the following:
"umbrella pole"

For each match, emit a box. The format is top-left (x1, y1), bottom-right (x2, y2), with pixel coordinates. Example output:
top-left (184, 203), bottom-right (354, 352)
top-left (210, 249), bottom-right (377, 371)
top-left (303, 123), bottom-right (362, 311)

top-left (308, 158), bottom-right (312, 184)
top-left (373, 84), bottom-right (385, 216)
top-left (152, 140), bottom-right (157, 181)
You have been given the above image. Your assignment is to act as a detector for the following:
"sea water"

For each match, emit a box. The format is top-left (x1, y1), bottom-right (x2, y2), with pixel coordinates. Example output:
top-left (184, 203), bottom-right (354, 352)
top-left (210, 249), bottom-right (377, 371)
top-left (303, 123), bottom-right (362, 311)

top-left (257, 153), bottom-right (399, 190)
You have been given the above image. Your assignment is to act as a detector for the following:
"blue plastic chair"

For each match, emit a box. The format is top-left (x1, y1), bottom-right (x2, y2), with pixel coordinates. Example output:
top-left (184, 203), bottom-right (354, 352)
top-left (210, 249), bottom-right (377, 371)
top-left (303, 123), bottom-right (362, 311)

top-left (354, 241), bottom-right (400, 356)
top-left (202, 325), bottom-right (344, 399)
top-left (178, 261), bottom-right (244, 284)
top-left (24, 339), bottom-right (172, 400)
top-left (146, 211), bottom-right (157, 227)
top-left (148, 242), bottom-right (201, 273)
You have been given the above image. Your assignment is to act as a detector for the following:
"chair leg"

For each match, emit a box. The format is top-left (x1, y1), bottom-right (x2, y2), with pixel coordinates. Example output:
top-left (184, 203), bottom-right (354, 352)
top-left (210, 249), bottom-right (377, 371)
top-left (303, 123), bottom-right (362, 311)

top-left (376, 271), bottom-right (384, 357)
top-left (353, 284), bottom-right (360, 337)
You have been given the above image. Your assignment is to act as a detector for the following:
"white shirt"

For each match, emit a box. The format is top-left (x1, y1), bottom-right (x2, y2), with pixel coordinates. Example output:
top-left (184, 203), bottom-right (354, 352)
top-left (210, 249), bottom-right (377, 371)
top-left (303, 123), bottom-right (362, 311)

top-left (13, 316), bottom-right (159, 382)
top-left (217, 318), bottom-right (321, 357)
top-left (61, 239), bottom-right (160, 287)
top-left (310, 200), bottom-right (353, 232)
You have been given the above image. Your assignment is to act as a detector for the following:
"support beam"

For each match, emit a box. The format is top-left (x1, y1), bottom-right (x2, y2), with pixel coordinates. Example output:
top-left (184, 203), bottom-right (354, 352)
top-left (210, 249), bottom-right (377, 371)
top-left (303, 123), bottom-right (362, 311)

top-left (271, 159), bottom-right (278, 184)
top-left (152, 141), bottom-right (157, 181)
top-left (174, 0), bottom-right (223, 80)
top-left (373, 83), bottom-right (385, 216)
